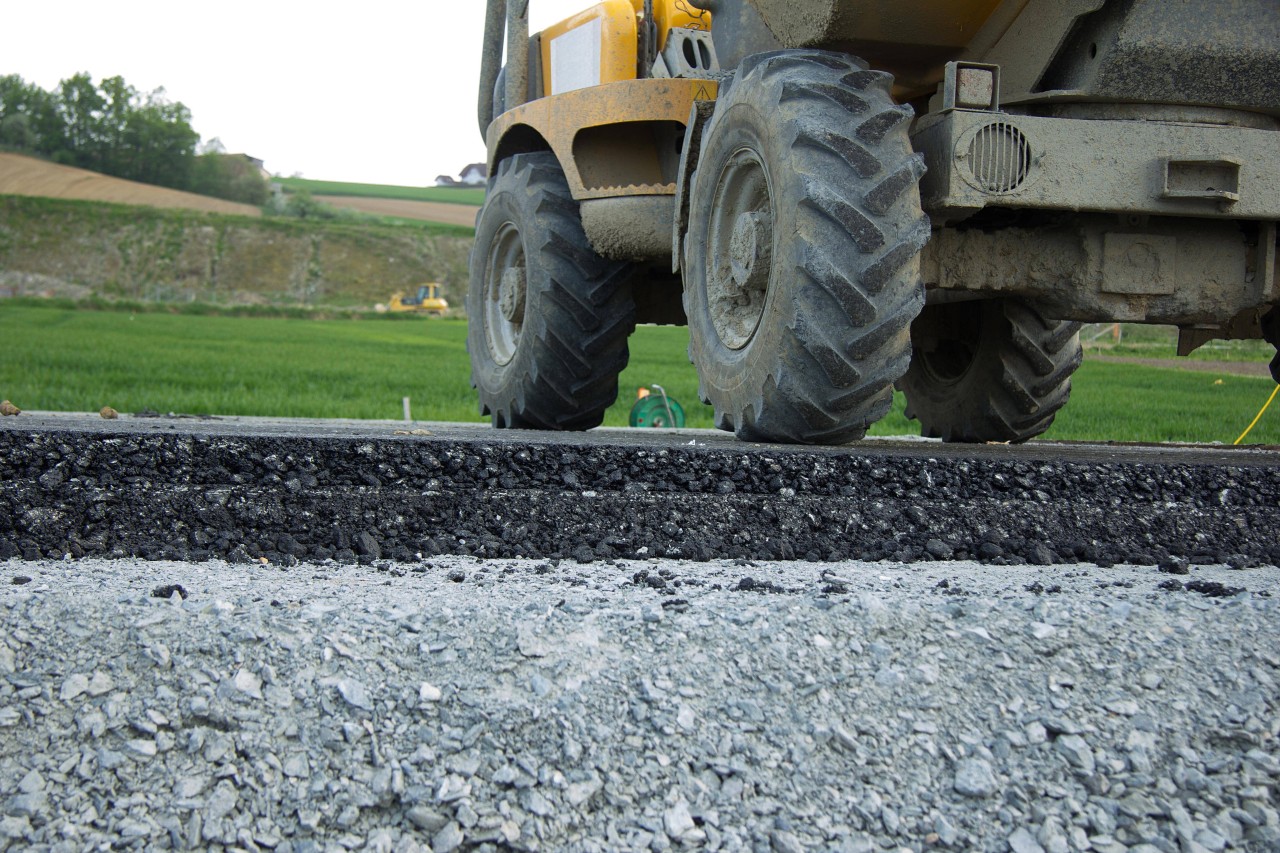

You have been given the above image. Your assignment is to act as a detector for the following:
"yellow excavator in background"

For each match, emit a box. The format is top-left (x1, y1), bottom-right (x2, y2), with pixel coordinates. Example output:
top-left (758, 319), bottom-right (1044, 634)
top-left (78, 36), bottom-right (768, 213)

top-left (389, 283), bottom-right (449, 316)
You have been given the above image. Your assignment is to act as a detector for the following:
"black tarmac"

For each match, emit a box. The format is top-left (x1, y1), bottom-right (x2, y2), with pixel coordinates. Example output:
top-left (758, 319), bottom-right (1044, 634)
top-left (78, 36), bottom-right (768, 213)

top-left (2, 414), bottom-right (1278, 569)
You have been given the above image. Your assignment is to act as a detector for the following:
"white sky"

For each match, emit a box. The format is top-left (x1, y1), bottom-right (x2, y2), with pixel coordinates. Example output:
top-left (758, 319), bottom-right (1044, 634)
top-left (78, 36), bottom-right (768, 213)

top-left (4, 1), bottom-right (594, 186)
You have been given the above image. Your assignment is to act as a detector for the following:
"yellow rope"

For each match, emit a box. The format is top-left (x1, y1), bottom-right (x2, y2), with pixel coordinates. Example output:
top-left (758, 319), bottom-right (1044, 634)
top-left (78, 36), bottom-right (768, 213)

top-left (1233, 383), bottom-right (1280, 445)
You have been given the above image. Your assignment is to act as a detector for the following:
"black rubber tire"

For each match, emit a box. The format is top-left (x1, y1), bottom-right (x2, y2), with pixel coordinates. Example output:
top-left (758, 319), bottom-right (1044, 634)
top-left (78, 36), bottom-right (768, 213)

top-left (897, 299), bottom-right (1083, 443)
top-left (683, 49), bottom-right (929, 444)
top-left (466, 152), bottom-right (636, 430)
top-left (1263, 306), bottom-right (1280, 384)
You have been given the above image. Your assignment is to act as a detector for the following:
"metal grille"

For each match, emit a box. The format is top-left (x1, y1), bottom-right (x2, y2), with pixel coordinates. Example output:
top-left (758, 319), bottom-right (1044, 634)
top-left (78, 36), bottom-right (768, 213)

top-left (967, 122), bottom-right (1031, 193)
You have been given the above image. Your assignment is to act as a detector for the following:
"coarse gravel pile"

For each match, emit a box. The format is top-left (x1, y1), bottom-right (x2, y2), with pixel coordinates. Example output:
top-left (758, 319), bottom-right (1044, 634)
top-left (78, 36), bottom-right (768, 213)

top-left (0, 556), bottom-right (1277, 852)
top-left (2, 419), bottom-right (1279, 569)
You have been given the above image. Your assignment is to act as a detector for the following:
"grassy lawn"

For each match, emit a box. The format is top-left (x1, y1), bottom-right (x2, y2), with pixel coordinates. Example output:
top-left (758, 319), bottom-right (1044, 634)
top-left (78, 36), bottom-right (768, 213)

top-left (276, 177), bottom-right (485, 206)
top-left (1, 305), bottom-right (1276, 444)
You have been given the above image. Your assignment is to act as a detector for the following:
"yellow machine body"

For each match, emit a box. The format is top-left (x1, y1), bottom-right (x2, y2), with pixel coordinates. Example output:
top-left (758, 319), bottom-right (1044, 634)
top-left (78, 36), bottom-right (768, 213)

top-left (389, 283), bottom-right (449, 316)
top-left (487, 1), bottom-right (718, 202)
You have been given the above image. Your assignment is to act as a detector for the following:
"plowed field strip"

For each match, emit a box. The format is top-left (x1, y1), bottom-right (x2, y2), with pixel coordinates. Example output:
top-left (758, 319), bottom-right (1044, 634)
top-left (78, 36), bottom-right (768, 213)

top-left (316, 195), bottom-right (479, 227)
top-left (0, 152), bottom-right (260, 216)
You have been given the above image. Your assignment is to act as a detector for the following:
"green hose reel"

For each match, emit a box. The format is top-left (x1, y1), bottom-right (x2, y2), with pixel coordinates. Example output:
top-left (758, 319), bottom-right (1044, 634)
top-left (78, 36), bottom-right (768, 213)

top-left (629, 385), bottom-right (685, 428)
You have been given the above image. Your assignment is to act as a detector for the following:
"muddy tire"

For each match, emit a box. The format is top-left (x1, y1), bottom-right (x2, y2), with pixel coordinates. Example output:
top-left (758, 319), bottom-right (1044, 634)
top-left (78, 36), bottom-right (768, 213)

top-left (467, 153), bottom-right (635, 430)
top-left (683, 50), bottom-right (929, 444)
top-left (897, 299), bottom-right (1082, 443)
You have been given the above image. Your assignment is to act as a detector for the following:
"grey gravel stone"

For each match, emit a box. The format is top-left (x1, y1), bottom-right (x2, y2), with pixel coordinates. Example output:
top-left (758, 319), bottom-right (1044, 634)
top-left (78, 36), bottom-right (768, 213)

top-left (954, 758), bottom-right (999, 797)
top-left (1056, 735), bottom-right (1096, 774)
top-left (1009, 826), bottom-right (1047, 853)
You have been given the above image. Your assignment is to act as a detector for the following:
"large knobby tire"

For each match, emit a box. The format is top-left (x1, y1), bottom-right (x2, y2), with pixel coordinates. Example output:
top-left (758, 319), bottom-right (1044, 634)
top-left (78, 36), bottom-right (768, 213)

top-left (897, 299), bottom-right (1083, 443)
top-left (466, 152), bottom-right (636, 430)
top-left (683, 50), bottom-right (930, 444)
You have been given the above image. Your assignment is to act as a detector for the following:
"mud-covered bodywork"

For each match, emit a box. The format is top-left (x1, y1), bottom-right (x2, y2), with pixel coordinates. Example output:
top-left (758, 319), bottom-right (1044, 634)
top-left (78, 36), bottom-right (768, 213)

top-left (469, 0), bottom-right (1280, 444)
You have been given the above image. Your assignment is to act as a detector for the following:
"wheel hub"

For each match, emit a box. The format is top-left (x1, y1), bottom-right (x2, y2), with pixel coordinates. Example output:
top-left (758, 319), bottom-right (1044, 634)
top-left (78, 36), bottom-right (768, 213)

top-left (499, 267), bottom-right (526, 324)
top-left (728, 211), bottom-right (771, 296)
top-left (483, 222), bottom-right (526, 366)
top-left (706, 149), bottom-right (773, 350)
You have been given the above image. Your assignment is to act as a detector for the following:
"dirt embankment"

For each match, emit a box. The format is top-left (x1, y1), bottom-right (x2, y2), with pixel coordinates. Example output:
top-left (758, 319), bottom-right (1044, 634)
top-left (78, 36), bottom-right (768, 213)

top-left (0, 152), bottom-right (261, 217)
top-left (0, 195), bottom-right (472, 308)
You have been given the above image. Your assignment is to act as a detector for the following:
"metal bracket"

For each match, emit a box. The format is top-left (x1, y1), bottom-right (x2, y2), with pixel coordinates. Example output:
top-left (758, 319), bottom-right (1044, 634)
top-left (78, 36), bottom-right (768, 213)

top-left (942, 62), bottom-right (1002, 112)
top-left (1162, 157), bottom-right (1241, 205)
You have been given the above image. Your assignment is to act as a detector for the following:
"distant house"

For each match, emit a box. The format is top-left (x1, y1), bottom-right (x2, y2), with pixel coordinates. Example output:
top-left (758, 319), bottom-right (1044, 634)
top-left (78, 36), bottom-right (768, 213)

top-left (435, 163), bottom-right (488, 187)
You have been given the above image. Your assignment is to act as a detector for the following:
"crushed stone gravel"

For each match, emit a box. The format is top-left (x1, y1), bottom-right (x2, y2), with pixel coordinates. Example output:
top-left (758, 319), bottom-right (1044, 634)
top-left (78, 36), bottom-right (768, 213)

top-left (0, 556), bottom-right (1277, 852)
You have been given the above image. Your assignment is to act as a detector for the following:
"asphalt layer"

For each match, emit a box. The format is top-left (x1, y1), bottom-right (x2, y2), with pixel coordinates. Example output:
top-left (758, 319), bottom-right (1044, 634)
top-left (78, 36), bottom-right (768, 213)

top-left (2, 413), bottom-right (1279, 570)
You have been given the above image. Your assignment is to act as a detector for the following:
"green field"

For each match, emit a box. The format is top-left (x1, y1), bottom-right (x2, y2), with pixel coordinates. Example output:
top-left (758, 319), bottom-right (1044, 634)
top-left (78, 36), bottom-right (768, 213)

top-left (1, 305), bottom-right (1276, 444)
top-left (276, 177), bottom-right (485, 206)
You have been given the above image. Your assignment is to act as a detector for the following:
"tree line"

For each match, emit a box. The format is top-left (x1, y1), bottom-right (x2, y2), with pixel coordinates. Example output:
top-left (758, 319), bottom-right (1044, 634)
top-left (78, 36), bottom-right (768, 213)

top-left (0, 72), bottom-right (269, 206)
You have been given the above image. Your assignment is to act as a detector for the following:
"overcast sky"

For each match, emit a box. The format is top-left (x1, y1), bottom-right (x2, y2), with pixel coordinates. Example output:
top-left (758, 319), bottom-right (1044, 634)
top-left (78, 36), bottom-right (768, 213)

top-left (5, 1), bottom-right (594, 186)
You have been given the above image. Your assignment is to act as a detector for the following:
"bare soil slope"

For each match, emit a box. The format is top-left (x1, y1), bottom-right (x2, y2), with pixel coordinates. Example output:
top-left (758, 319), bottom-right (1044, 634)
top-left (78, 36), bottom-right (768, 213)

top-left (0, 152), bottom-right (260, 217)
top-left (316, 195), bottom-right (479, 227)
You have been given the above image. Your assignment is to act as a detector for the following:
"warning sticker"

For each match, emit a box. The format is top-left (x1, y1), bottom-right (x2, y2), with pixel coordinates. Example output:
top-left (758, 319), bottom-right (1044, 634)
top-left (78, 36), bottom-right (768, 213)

top-left (551, 17), bottom-right (602, 95)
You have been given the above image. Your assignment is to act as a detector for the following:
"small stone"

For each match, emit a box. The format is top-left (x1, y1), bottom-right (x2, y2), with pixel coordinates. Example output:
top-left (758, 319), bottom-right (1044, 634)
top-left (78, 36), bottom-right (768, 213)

top-left (1104, 698), bottom-right (1140, 716)
top-left (566, 776), bottom-right (602, 807)
top-left (16, 770), bottom-right (44, 794)
top-left (125, 739), bottom-right (157, 758)
top-left (664, 800), bottom-right (696, 837)
top-left (1140, 672), bottom-right (1163, 690)
top-left (0, 815), bottom-right (30, 842)
top-left (813, 634), bottom-right (833, 649)
top-left (517, 627), bottom-right (550, 657)
top-left (6, 792), bottom-right (48, 818)
top-left (925, 539), bottom-right (953, 559)
top-left (432, 822), bottom-right (464, 853)
top-left (336, 677), bottom-right (373, 711)
top-left (60, 673), bottom-right (89, 702)
top-left (771, 829), bottom-right (806, 853)
top-left (935, 814), bottom-right (958, 845)
top-left (1028, 622), bottom-right (1057, 640)
top-left (1159, 556), bottom-right (1191, 575)
top-left (174, 777), bottom-right (206, 799)
top-left (522, 789), bottom-right (554, 817)
top-left (1056, 735), bottom-right (1096, 774)
top-left (406, 806), bottom-right (449, 833)
top-left (283, 754), bottom-right (309, 778)
top-left (85, 671), bottom-right (114, 697)
top-left (204, 781), bottom-right (238, 821)
top-left (232, 669), bottom-right (262, 700)
top-left (641, 604), bottom-right (664, 624)
top-left (437, 775), bottom-right (471, 803)
top-left (954, 758), bottom-right (999, 797)
top-left (875, 667), bottom-right (905, 687)
top-left (419, 682), bottom-right (442, 703)
top-left (1008, 826), bottom-right (1047, 853)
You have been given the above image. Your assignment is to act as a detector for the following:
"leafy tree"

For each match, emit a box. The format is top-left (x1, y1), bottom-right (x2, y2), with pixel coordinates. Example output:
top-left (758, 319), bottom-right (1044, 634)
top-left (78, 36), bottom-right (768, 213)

top-left (190, 152), bottom-right (270, 205)
top-left (0, 72), bottom-right (198, 190)
top-left (0, 74), bottom-right (59, 153)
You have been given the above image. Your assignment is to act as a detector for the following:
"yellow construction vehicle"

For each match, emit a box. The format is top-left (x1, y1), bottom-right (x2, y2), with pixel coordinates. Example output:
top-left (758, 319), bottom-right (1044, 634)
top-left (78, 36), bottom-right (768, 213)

top-left (390, 283), bottom-right (449, 316)
top-left (468, 0), bottom-right (1280, 441)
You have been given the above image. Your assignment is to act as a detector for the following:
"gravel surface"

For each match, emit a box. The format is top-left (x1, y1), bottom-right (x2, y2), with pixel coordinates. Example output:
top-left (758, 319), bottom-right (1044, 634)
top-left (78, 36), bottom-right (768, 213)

top-left (1, 556), bottom-right (1278, 852)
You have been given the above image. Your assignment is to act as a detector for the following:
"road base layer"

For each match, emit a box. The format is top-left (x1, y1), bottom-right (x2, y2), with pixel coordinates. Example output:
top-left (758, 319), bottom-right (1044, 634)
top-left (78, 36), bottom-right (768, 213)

top-left (2, 414), bottom-right (1278, 569)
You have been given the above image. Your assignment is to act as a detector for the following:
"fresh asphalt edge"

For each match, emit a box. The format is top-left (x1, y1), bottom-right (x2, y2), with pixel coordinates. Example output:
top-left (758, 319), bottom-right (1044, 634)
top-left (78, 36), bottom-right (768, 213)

top-left (1, 427), bottom-right (1278, 570)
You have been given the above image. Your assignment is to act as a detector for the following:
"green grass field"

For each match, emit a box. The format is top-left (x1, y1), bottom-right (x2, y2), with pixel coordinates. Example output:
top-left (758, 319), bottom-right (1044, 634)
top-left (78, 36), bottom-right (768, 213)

top-left (1, 305), bottom-right (1276, 444)
top-left (276, 177), bottom-right (485, 207)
